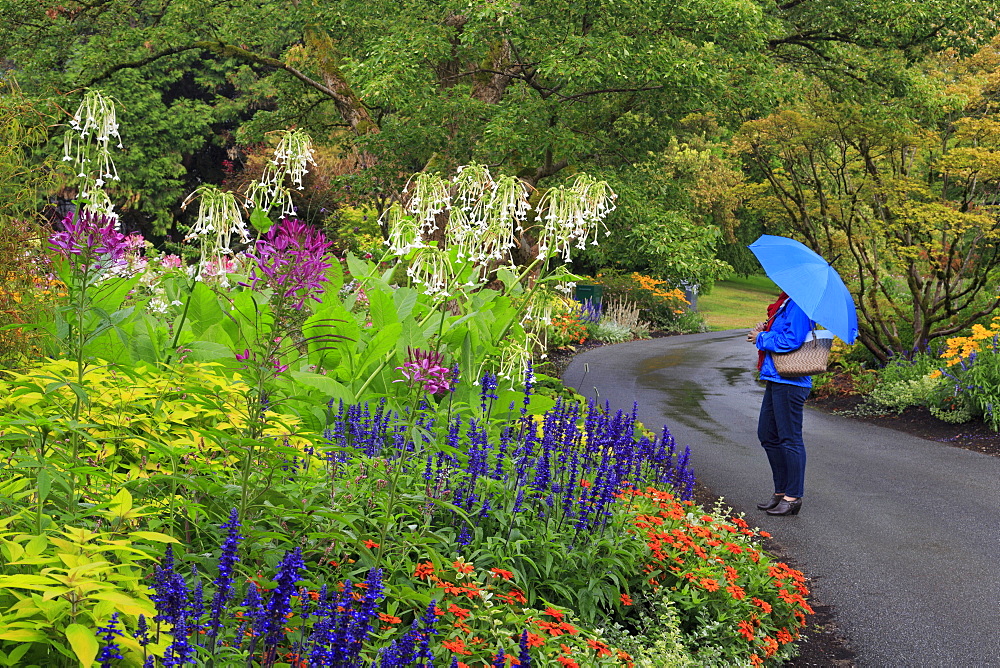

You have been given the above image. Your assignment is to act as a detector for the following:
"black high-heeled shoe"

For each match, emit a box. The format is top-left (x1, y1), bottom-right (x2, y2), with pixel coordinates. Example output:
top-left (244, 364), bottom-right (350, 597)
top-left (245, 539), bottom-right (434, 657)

top-left (766, 497), bottom-right (802, 516)
top-left (756, 493), bottom-right (784, 510)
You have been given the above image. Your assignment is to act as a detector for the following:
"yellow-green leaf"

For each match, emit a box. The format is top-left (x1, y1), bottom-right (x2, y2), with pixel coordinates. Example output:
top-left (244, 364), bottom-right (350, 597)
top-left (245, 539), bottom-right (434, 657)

top-left (0, 628), bottom-right (47, 642)
top-left (128, 531), bottom-right (179, 543)
top-left (0, 574), bottom-right (59, 590)
top-left (65, 623), bottom-right (98, 667)
top-left (87, 591), bottom-right (155, 617)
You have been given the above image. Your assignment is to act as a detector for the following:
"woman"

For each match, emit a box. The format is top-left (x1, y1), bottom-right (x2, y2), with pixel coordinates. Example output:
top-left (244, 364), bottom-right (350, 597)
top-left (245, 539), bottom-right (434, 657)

top-left (747, 291), bottom-right (814, 516)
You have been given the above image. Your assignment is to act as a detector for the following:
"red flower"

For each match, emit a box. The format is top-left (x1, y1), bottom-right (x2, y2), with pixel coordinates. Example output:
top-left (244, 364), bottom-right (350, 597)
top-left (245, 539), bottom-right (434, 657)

top-left (620, 593), bottom-right (633, 606)
top-left (453, 560), bottom-right (474, 574)
top-left (442, 638), bottom-right (473, 655)
top-left (543, 607), bottom-right (565, 622)
top-left (726, 585), bottom-right (747, 600)
top-left (378, 612), bottom-right (402, 624)
top-left (414, 562), bottom-right (434, 579)
top-left (587, 638), bottom-right (612, 657)
top-left (556, 657), bottom-right (579, 668)
top-left (525, 632), bottom-right (546, 648)
top-left (490, 567), bottom-right (514, 581)
top-left (363, 539), bottom-right (380, 549)
top-left (448, 603), bottom-right (471, 620)
top-left (737, 620), bottom-right (755, 642)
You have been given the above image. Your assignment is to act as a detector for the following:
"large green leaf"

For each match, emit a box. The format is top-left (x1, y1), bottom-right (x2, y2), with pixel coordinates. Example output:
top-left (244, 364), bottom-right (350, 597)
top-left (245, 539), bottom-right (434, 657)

top-left (64, 624), bottom-right (99, 667)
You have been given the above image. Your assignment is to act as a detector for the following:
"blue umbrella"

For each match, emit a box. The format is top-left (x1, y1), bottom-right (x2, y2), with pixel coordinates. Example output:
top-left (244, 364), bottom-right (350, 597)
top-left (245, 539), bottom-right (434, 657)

top-left (748, 234), bottom-right (858, 344)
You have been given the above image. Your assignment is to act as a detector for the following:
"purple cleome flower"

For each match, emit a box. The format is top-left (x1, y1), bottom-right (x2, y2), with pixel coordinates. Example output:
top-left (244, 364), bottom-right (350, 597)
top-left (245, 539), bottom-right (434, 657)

top-left (49, 211), bottom-right (128, 268)
top-left (395, 348), bottom-right (455, 394)
top-left (244, 218), bottom-right (334, 309)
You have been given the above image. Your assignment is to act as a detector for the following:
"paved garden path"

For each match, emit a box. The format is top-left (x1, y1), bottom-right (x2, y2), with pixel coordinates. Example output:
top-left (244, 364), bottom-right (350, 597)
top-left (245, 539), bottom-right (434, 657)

top-left (563, 330), bottom-right (1000, 667)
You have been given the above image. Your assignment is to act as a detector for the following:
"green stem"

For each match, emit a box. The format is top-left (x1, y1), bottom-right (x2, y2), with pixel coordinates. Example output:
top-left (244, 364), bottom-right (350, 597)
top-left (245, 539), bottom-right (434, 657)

top-left (163, 276), bottom-right (197, 365)
top-left (492, 257), bottom-right (544, 346)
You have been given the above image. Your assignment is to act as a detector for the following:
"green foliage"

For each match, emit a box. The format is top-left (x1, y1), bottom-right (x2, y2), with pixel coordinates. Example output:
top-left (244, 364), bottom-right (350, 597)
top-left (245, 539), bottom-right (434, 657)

top-left (0, 520), bottom-right (168, 667)
top-left (594, 320), bottom-right (635, 344)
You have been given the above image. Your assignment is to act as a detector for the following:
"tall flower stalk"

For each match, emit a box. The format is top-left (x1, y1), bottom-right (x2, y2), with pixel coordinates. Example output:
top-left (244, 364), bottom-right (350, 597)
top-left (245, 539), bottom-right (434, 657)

top-left (48, 210), bottom-right (130, 509)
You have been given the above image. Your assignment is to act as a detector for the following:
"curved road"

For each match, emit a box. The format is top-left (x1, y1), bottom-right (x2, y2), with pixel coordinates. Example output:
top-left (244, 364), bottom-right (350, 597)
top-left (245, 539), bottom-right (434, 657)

top-left (564, 330), bottom-right (1000, 667)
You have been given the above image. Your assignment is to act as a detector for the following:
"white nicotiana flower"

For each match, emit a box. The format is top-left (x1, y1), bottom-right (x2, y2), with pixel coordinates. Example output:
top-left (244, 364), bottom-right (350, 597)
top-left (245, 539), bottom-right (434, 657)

top-left (183, 185), bottom-right (250, 256)
top-left (406, 247), bottom-right (454, 301)
top-left (64, 89), bottom-right (124, 225)
top-left (245, 128), bottom-right (317, 218)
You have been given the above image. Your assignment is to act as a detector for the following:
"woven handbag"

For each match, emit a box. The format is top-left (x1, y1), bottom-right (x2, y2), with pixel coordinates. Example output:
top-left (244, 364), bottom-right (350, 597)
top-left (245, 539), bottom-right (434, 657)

top-left (772, 330), bottom-right (834, 378)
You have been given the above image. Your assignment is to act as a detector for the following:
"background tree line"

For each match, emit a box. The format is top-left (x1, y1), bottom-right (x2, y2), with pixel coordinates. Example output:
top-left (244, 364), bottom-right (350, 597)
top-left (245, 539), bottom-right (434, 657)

top-left (1, 0), bottom-right (998, 358)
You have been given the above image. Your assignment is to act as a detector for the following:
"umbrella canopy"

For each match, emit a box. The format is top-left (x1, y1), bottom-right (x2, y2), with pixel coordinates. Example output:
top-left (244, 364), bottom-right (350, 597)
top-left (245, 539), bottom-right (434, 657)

top-left (748, 235), bottom-right (858, 344)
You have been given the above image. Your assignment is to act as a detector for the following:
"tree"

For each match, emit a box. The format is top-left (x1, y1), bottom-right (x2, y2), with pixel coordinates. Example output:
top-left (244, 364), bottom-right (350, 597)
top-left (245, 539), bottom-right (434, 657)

top-left (1, 0), bottom-right (996, 272)
top-left (733, 50), bottom-right (1000, 360)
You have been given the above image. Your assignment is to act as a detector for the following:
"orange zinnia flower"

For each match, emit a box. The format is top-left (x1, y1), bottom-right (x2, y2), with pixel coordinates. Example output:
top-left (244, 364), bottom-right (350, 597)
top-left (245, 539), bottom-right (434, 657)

top-left (442, 638), bottom-right (473, 655)
top-left (620, 593), bottom-right (633, 605)
top-left (414, 562), bottom-right (434, 579)
top-left (448, 603), bottom-right (471, 619)
top-left (543, 607), bottom-right (565, 621)
top-left (525, 632), bottom-right (546, 647)
top-left (490, 567), bottom-right (514, 580)
top-left (587, 638), bottom-right (612, 657)
top-left (363, 539), bottom-right (380, 549)
top-left (453, 560), bottom-right (474, 574)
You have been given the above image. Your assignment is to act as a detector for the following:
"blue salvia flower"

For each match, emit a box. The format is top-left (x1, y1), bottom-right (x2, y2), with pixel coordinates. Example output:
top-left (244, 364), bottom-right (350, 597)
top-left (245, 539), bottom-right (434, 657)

top-left (450, 658), bottom-right (460, 668)
top-left (136, 614), bottom-right (151, 647)
top-left (96, 612), bottom-right (124, 667)
top-left (162, 614), bottom-right (194, 666)
top-left (480, 371), bottom-right (499, 414)
top-left (350, 568), bottom-right (385, 654)
top-left (492, 647), bottom-right (506, 667)
top-left (519, 629), bottom-right (533, 667)
top-left (414, 599), bottom-right (439, 666)
top-left (151, 545), bottom-right (189, 628)
top-left (457, 525), bottom-right (472, 546)
top-left (188, 564), bottom-right (204, 632)
top-left (142, 657), bottom-right (156, 668)
top-left (521, 363), bottom-right (534, 416)
top-left (257, 547), bottom-right (305, 654)
top-left (493, 425), bottom-right (512, 481)
top-left (208, 509), bottom-right (243, 652)
top-left (378, 601), bottom-right (438, 668)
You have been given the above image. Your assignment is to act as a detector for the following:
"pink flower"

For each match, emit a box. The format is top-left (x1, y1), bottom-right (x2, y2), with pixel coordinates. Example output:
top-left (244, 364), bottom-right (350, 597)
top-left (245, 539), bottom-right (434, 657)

top-left (394, 348), bottom-right (454, 394)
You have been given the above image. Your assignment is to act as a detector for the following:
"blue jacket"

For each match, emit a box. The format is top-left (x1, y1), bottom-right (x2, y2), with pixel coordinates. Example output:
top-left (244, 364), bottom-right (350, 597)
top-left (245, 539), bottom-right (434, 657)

top-left (755, 299), bottom-right (814, 388)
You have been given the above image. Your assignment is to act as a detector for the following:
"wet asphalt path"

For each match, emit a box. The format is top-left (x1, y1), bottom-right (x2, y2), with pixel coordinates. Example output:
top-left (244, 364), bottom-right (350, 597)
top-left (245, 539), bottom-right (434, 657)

top-left (563, 330), bottom-right (1000, 667)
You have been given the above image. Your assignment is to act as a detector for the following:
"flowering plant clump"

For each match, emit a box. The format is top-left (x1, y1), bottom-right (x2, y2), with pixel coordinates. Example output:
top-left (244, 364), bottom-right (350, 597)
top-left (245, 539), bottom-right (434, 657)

top-left (547, 311), bottom-right (589, 348)
top-left (626, 488), bottom-right (812, 666)
top-left (590, 273), bottom-right (699, 332)
top-left (927, 314), bottom-right (1000, 430)
top-left (244, 217), bottom-right (334, 310)
top-left (405, 559), bottom-right (632, 666)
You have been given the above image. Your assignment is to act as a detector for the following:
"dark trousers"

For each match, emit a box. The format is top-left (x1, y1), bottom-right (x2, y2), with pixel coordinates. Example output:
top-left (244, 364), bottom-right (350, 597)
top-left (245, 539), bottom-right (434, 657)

top-left (758, 381), bottom-right (811, 498)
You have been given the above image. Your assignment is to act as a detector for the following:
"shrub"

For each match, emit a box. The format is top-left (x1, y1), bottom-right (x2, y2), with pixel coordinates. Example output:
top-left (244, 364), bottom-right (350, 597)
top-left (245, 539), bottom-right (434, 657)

top-left (594, 319), bottom-right (635, 344)
top-left (928, 317), bottom-right (1000, 430)
top-left (591, 272), bottom-right (702, 332)
top-left (867, 376), bottom-right (941, 413)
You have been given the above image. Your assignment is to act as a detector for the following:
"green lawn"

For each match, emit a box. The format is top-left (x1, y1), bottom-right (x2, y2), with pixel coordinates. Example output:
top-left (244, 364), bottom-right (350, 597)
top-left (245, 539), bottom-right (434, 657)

top-left (698, 275), bottom-right (780, 331)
